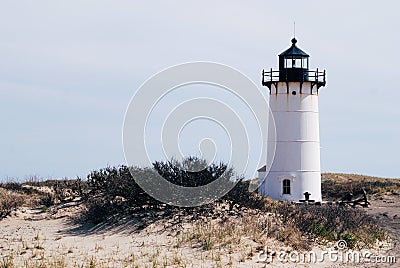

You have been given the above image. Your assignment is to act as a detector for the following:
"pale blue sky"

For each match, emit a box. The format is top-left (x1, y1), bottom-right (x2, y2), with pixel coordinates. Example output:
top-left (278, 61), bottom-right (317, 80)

top-left (0, 0), bottom-right (399, 180)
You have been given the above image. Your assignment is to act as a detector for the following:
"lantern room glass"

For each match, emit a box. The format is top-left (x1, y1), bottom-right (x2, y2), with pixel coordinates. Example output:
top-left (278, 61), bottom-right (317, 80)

top-left (302, 58), bottom-right (308, 69)
top-left (284, 57), bottom-right (308, 69)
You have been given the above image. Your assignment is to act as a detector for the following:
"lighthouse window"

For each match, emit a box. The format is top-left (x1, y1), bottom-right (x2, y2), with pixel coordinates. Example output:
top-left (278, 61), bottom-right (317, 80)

top-left (302, 58), bottom-right (308, 69)
top-left (282, 179), bottom-right (291, 195)
top-left (285, 58), bottom-right (292, 68)
top-left (293, 59), bottom-right (301, 68)
top-left (285, 58), bottom-right (302, 68)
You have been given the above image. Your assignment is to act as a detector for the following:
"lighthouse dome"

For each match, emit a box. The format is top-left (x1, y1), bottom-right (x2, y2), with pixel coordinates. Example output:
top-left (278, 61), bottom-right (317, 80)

top-left (279, 38), bottom-right (309, 58)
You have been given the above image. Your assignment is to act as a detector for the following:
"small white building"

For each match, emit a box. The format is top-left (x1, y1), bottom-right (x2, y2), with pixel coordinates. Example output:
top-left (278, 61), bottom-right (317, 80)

top-left (258, 38), bottom-right (326, 202)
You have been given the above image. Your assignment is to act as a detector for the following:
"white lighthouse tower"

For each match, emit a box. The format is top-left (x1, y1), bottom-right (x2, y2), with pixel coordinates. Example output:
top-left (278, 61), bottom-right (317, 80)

top-left (259, 38), bottom-right (326, 202)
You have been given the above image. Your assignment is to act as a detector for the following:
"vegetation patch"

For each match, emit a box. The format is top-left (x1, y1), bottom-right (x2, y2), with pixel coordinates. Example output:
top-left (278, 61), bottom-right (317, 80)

top-left (0, 187), bottom-right (25, 219)
top-left (322, 173), bottom-right (400, 200)
top-left (0, 160), bottom-right (392, 253)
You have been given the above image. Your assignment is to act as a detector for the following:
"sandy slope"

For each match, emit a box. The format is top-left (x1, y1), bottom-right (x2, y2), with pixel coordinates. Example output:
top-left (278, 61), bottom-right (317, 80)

top-left (0, 202), bottom-right (181, 267)
top-left (362, 194), bottom-right (400, 266)
top-left (0, 202), bottom-right (290, 267)
top-left (0, 197), bottom-right (399, 267)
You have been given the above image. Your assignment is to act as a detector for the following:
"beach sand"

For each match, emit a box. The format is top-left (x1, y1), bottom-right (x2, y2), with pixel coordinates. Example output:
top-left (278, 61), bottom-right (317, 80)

top-left (0, 195), bottom-right (399, 267)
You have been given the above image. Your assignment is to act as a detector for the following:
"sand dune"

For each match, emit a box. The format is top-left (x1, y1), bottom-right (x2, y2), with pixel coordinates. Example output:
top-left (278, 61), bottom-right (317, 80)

top-left (1, 178), bottom-right (399, 267)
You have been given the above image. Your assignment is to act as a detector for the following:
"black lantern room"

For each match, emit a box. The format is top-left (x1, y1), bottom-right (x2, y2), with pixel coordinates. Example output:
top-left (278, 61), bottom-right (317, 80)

top-left (279, 38), bottom-right (309, 81)
top-left (262, 38), bottom-right (326, 92)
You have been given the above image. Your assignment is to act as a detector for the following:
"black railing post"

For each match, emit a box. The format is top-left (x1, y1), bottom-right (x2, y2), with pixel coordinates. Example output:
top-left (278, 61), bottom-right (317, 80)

top-left (262, 69), bottom-right (264, 85)
top-left (270, 68), bottom-right (273, 82)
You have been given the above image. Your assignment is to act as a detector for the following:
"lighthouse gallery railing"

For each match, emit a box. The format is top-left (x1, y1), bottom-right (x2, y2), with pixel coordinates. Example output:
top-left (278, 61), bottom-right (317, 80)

top-left (262, 69), bottom-right (326, 87)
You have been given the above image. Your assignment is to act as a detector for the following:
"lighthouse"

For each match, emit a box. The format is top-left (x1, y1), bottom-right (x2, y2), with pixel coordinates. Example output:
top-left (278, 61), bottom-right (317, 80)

top-left (259, 38), bottom-right (326, 202)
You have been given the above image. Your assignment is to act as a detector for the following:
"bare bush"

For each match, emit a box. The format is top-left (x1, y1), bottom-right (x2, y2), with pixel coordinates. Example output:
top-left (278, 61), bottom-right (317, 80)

top-left (84, 157), bottom-right (239, 223)
top-left (0, 188), bottom-right (25, 219)
top-left (85, 165), bottom-right (161, 223)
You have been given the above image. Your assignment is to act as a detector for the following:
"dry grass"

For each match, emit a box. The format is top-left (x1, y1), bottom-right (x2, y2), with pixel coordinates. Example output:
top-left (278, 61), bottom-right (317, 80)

top-left (269, 200), bottom-right (387, 249)
top-left (0, 178), bottom-right (86, 220)
top-left (175, 203), bottom-right (306, 252)
top-left (0, 187), bottom-right (25, 219)
top-left (322, 173), bottom-right (400, 200)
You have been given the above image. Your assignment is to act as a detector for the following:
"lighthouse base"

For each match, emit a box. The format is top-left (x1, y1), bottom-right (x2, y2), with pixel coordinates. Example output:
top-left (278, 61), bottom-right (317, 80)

top-left (259, 171), bottom-right (322, 202)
